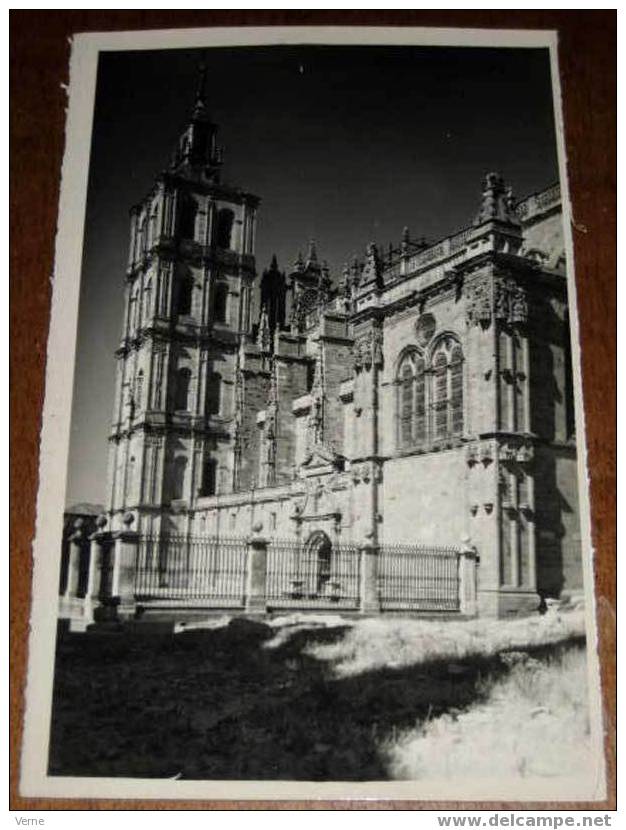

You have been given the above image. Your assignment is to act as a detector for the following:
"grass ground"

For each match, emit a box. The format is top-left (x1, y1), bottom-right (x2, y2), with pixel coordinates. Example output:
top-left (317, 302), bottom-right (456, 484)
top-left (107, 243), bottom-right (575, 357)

top-left (48, 611), bottom-right (588, 781)
top-left (384, 646), bottom-right (591, 781)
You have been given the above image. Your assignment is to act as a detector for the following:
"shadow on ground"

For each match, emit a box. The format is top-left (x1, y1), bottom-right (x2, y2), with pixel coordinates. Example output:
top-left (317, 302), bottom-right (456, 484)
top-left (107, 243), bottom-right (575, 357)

top-left (48, 618), bottom-right (585, 781)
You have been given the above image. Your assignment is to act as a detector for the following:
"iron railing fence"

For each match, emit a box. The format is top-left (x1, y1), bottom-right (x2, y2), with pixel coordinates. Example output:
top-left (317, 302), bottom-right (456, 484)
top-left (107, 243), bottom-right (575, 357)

top-left (131, 534), bottom-right (461, 612)
top-left (378, 543), bottom-right (460, 612)
top-left (266, 538), bottom-right (361, 609)
top-left (134, 533), bottom-right (247, 604)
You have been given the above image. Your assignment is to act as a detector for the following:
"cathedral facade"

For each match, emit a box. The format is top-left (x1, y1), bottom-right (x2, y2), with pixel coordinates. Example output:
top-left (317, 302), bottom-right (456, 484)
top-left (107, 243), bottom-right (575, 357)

top-left (105, 77), bottom-right (581, 616)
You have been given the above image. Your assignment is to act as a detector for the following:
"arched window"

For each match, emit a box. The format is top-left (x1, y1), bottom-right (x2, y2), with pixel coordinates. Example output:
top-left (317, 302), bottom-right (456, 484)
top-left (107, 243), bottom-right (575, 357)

top-left (303, 531), bottom-right (332, 596)
top-left (400, 362), bottom-right (413, 446)
top-left (450, 345), bottom-right (464, 435)
top-left (431, 338), bottom-right (464, 440)
top-left (172, 456), bottom-right (187, 500)
top-left (397, 350), bottom-right (427, 449)
top-left (216, 208), bottom-right (234, 249)
top-left (174, 367), bottom-right (191, 411)
top-left (201, 458), bottom-right (217, 496)
top-left (143, 278), bottom-right (152, 322)
top-left (148, 203), bottom-right (158, 248)
top-left (136, 216), bottom-right (146, 260)
top-left (396, 338), bottom-right (464, 449)
top-left (128, 284), bottom-right (139, 335)
top-left (206, 372), bottom-right (222, 415)
top-left (433, 351), bottom-right (449, 439)
top-left (178, 195), bottom-right (197, 241)
top-left (213, 283), bottom-right (228, 324)
top-left (414, 356), bottom-right (426, 443)
top-left (177, 276), bottom-right (193, 316)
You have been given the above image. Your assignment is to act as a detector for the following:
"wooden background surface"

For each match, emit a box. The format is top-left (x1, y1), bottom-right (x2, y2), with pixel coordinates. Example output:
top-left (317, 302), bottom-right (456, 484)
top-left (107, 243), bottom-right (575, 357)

top-left (10, 10), bottom-right (616, 811)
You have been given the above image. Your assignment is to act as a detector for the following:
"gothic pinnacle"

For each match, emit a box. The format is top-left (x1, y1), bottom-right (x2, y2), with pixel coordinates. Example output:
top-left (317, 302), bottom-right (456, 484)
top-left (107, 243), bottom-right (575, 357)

top-left (257, 304), bottom-right (271, 351)
top-left (306, 239), bottom-right (318, 266)
top-left (192, 58), bottom-right (209, 120)
top-left (401, 226), bottom-right (410, 254)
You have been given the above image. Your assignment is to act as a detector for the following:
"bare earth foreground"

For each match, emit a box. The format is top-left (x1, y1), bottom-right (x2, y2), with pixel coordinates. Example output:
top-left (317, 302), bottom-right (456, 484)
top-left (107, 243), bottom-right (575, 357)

top-left (48, 611), bottom-right (589, 782)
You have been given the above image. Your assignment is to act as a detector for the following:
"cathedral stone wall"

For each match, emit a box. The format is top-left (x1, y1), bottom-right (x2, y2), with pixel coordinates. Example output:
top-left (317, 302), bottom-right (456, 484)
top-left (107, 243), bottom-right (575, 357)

top-left (101, 77), bottom-right (582, 616)
top-left (382, 449), bottom-right (467, 546)
top-left (534, 444), bottom-right (581, 598)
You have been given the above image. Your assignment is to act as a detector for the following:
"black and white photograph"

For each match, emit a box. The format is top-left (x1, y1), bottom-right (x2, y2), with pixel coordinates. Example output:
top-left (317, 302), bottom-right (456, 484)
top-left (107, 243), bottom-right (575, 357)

top-left (19, 26), bottom-right (606, 802)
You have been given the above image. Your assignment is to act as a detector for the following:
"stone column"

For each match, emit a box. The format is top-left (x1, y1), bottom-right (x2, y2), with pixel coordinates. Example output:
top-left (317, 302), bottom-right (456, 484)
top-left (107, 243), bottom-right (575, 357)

top-left (359, 541), bottom-right (380, 614)
top-left (86, 515), bottom-right (111, 600)
top-left (458, 538), bottom-right (479, 617)
top-left (111, 513), bottom-right (139, 621)
top-left (65, 516), bottom-right (110, 632)
top-left (245, 521), bottom-right (268, 614)
top-left (63, 519), bottom-right (85, 601)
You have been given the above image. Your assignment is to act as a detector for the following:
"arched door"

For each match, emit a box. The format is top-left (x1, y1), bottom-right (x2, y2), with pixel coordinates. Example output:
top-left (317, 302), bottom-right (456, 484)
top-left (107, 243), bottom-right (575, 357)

top-left (303, 530), bottom-right (332, 596)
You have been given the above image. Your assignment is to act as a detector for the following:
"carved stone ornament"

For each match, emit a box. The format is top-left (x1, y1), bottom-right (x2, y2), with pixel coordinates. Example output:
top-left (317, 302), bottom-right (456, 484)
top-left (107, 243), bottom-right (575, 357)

top-left (467, 275), bottom-right (528, 327)
top-left (361, 333), bottom-right (373, 370)
top-left (465, 442), bottom-right (479, 467)
top-left (480, 441), bottom-right (495, 466)
top-left (515, 442), bottom-right (534, 464)
top-left (415, 312), bottom-right (436, 346)
top-left (466, 277), bottom-right (492, 327)
top-left (495, 277), bottom-right (528, 326)
top-left (509, 284), bottom-right (528, 325)
top-left (352, 329), bottom-right (383, 371)
top-left (372, 329), bottom-right (384, 368)
top-left (500, 443), bottom-right (518, 463)
top-left (351, 460), bottom-right (383, 485)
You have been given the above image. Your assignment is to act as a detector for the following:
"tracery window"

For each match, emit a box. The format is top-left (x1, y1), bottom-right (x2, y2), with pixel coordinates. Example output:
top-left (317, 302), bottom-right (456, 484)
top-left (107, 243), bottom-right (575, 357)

top-left (431, 338), bottom-right (464, 440)
top-left (396, 337), bottom-right (464, 450)
top-left (397, 350), bottom-right (427, 449)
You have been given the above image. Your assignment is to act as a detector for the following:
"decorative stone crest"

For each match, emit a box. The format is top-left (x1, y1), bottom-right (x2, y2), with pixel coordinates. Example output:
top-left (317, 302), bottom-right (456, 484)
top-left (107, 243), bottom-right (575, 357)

top-left (480, 441), bottom-right (495, 466)
top-left (466, 275), bottom-right (528, 327)
top-left (415, 312), bottom-right (436, 346)
top-left (509, 284), bottom-right (528, 325)
top-left (495, 277), bottom-right (528, 326)
top-left (352, 327), bottom-right (384, 371)
top-left (515, 443), bottom-right (533, 464)
top-left (465, 442), bottom-right (479, 467)
top-left (351, 460), bottom-right (383, 485)
top-left (466, 276), bottom-right (492, 327)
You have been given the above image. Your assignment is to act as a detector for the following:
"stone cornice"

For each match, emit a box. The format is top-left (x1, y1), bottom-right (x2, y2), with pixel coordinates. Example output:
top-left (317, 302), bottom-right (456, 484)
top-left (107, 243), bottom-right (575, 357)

top-left (126, 240), bottom-right (256, 279)
top-left (160, 171), bottom-right (261, 207)
top-left (117, 324), bottom-right (241, 354)
top-left (109, 415), bottom-right (232, 442)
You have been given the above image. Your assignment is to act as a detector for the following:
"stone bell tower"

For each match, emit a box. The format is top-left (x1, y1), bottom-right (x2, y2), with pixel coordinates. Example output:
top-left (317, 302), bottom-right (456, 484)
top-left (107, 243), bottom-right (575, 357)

top-left (105, 64), bottom-right (260, 533)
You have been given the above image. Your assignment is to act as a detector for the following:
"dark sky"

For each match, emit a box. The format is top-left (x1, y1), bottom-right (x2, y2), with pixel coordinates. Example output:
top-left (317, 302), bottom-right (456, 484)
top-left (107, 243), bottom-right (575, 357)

top-left (64, 44), bottom-right (558, 507)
